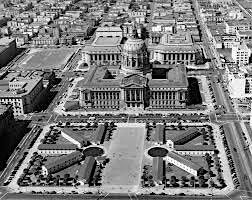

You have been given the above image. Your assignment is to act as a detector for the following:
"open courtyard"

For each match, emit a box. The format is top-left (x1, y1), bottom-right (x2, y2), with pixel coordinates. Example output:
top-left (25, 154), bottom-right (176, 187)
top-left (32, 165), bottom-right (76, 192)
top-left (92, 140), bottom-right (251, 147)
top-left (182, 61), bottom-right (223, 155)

top-left (15, 48), bottom-right (77, 71)
top-left (4, 121), bottom-right (234, 196)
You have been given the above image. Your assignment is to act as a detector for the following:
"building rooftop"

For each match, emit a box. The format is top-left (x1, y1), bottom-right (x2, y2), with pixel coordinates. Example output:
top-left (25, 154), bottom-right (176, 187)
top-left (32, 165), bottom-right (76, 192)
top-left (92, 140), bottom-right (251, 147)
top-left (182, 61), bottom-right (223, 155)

top-left (77, 65), bottom-right (122, 88)
top-left (94, 124), bottom-right (106, 144)
top-left (0, 77), bottom-right (43, 98)
top-left (149, 65), bottom-right (188, 88)
top-left (0, 104), bottom-right (12, 115)
top-left (96, 26), bottom-right (122, 32)
top-left (168, 151), bottom-right (201, 171)
top-left (0, 37), bottom-right (15, 46)
top-left (155, 124), bottom-right (165, 143)
top-left (172, 127), bottom-right (200, 144)
top-left (38, 143), bottom-right (78, 150)
top-left (45, 151), bottom-right (83, 170)
top-left (93, 36), bottom-right (122, 46)
top-left (153, 157), bottom-right (164, 183)
top-left (175, 145), bottom-right (215, 151)
top-left (77, 156), bottom-right (96, 182)
top-left (82, 44), bottom-right (122, 53)
top-left (148, 44), bottom-right (199, 53)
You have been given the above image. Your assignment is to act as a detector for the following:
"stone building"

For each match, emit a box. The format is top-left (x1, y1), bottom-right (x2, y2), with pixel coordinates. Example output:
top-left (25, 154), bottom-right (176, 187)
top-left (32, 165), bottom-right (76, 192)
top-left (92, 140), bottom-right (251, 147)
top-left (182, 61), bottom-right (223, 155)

top-left (78, 32), bottom-right (188, 111)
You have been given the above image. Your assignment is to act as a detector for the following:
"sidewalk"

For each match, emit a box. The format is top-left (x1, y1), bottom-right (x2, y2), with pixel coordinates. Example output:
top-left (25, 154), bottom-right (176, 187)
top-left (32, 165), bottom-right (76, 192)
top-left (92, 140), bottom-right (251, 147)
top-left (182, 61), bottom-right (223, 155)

top-left (8, 124), bottom-right (56, 191)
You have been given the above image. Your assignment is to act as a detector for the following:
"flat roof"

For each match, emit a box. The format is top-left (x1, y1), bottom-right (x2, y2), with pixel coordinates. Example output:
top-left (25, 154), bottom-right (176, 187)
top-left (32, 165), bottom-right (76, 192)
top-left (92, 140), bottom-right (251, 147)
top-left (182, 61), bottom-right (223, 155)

top-left (77, 65), bottom-right (122, 88)
top-left (82, 44), bottom-right (122, 53)
top-left (0, 78), bottom-right (43, 98)
top-left (93, 36), bottom-right (122, 46)
top-left (149, 44), bottom-right (198, 53)
top-left (149, 65), bottom-right (188, 88)
top-left (78, 64), bottom-right (188, 89)
top-left (0, 37), bottom-right (15, 45)
top-left (96, 26), bottom-right (122, 32)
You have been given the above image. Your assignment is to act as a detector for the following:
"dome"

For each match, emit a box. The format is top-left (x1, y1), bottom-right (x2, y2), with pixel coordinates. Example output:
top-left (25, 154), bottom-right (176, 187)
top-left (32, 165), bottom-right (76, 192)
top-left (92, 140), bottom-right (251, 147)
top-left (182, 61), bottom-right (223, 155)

top-left (123, 37), bottom-right (145, 52)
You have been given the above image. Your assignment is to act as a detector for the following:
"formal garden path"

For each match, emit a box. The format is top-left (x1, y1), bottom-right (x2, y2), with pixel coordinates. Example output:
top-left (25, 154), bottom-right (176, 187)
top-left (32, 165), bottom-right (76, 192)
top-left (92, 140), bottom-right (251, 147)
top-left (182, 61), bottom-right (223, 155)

top-left (101, 123), bottom-right (146, 193)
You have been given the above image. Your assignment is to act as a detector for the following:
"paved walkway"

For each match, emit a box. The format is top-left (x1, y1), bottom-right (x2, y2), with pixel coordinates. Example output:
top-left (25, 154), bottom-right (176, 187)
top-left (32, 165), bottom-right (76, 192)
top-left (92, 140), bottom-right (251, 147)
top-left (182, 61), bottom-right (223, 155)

top-left (101, 124), bottom-right (145, 193)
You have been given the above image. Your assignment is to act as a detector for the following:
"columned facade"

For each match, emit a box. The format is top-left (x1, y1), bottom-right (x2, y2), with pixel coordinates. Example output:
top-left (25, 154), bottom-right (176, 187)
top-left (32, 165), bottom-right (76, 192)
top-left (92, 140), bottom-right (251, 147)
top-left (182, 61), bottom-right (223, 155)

top-left (83, 52), bottom-right (121, 66)
top-left (151, 50), bottom-right (196, 65)
top-left (149, 89), bottom-right (187, 108)
top-left (79, 89), bottom-right (121, 110)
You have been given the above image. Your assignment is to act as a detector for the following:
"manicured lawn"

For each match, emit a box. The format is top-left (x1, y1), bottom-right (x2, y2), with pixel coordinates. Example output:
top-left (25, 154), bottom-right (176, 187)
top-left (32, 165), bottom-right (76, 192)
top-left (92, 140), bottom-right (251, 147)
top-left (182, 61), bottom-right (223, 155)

top-left (148, 147), bottom-right (168, 157)
top-left (83, 146), bottom-right (104, 157)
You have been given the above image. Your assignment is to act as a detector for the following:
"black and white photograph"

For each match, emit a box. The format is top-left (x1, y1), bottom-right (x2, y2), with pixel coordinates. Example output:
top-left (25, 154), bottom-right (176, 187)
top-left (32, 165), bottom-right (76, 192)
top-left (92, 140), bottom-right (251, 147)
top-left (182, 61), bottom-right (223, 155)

top-left (0, 0), bottom-right (252, 199)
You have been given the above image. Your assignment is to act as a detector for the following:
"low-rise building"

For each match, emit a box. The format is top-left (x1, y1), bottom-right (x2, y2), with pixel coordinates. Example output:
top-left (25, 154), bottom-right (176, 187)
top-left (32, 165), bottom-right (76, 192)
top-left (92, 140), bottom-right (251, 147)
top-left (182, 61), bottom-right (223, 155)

top-left (42, 151), bottom-right (83, 175)
top-left (38, 143), bottom-right (77, 155)
top-left (77, 156), bottom-right (96, 185)
top-left (152, 157), bottom-right (164, 185)
top-left (166, 151), bottom-right (201, 176)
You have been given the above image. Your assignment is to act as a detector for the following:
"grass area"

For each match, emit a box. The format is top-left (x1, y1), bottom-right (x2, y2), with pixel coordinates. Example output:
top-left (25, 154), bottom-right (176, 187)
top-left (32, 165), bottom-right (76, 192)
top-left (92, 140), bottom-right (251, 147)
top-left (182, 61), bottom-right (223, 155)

top-left (166, 164), bottom-right (190, 179)
top-left (83, 147), bottom-right (104, 157)
top-left (185, 135), bottom-right (204, 145)
top-left (63, 128), bottom-right (97, 141)
top-left (44, 155), bottom-right (65, 165)
top-left (56, 135), bottom-right (73, 145)
top-left (184, 156), bottom-right (208, 169)
top-left (148, 147), bottom-right (168, 157)
top-left (165, 130), bottom-right (186, 141)
top-left (54, 163), bottom-right (80, 177)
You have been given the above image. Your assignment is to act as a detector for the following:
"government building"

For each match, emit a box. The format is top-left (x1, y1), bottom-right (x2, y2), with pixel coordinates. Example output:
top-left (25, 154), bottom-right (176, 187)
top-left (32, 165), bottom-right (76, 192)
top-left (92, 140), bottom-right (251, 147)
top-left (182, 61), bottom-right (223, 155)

top-left (78, 26), bottom-right (190, 111)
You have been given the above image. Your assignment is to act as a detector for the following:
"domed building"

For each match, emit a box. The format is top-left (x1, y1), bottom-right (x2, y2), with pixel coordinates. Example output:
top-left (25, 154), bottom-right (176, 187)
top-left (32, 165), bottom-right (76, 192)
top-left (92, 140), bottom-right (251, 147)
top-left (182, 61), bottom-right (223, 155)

top-left (77, 25), bottom-right (189, 111)
top-left (121, 36), bottom-right (149, 75)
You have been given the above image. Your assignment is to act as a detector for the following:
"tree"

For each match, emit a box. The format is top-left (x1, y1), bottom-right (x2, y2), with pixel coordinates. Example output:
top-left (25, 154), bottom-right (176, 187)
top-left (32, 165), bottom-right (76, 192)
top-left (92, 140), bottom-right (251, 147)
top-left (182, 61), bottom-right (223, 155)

top-left (64, 174), bottom-right (70, 184)
top-left (181, 176), bottom-right (187, 182)
top-left (46, 173), bottom-right (53, 183)
top-left (209, 179), bottom-right (215, 188)
top-left (170, 176), bottom-right (177, 187)
top-left (181, 176), bottom-right (187, 187)
top-left (190, 176), bottom-right (195, 187)
top-left (55, 175), bottom-right (60, 185)
top-left (198, 167), bottom-right (206, 176)
top-left (199, 176), bottom-right (206, 187)
top-left (23, 168), bottom-right (29, 174)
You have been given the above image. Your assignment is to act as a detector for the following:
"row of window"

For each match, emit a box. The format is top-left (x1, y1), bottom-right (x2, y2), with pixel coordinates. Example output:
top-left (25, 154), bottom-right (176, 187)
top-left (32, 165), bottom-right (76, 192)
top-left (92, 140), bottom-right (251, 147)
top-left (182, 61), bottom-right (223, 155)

top-left (87, 92), bottom-right (120, 100)
top-left (163, 53), bottom-right (195, 60)
top-left (90, 54), bottom-right (120, 61)
top-left (152, 91), bottom-right (178, 100)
